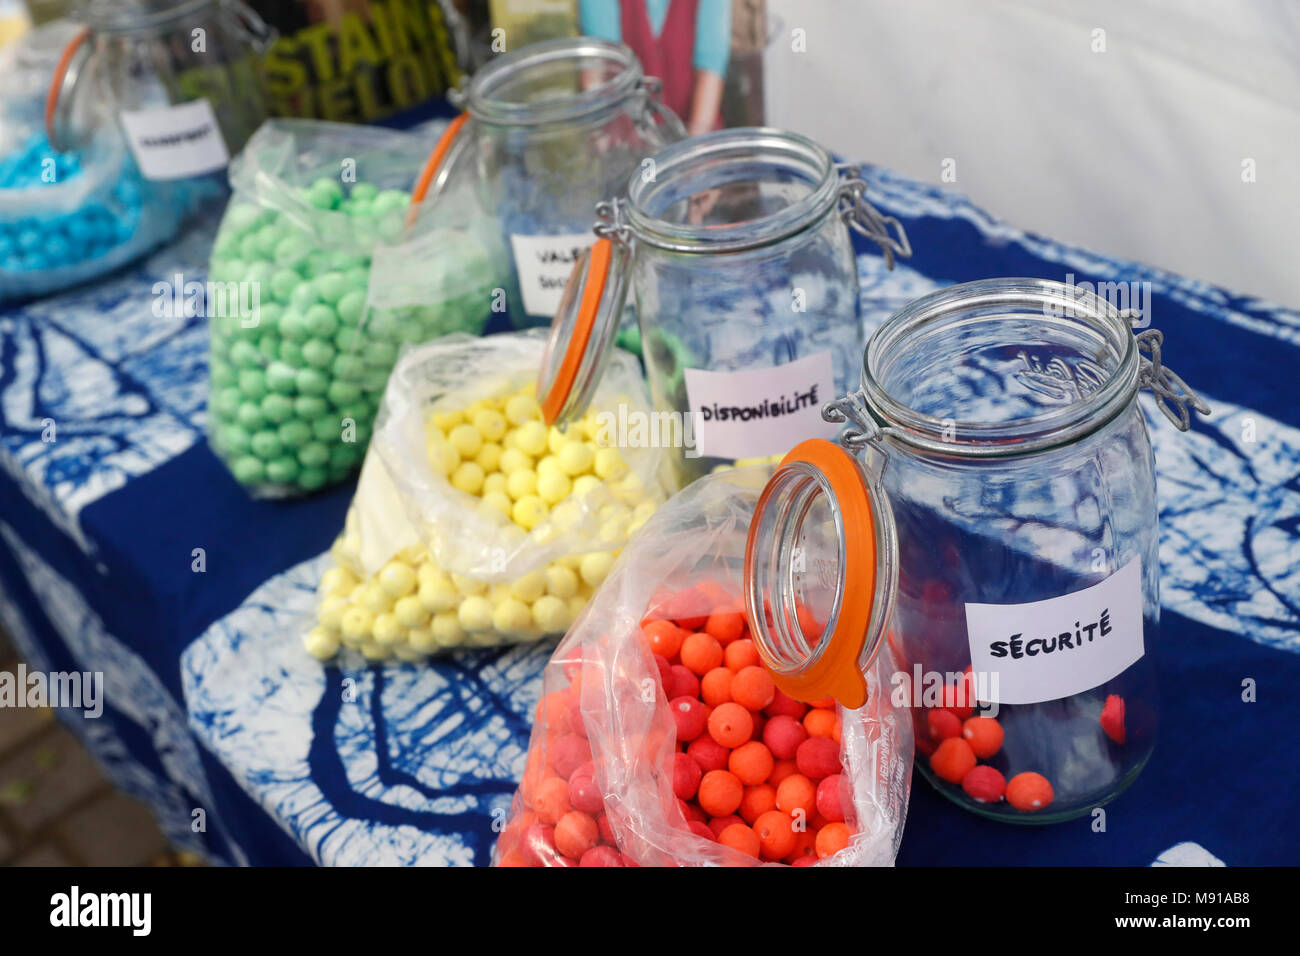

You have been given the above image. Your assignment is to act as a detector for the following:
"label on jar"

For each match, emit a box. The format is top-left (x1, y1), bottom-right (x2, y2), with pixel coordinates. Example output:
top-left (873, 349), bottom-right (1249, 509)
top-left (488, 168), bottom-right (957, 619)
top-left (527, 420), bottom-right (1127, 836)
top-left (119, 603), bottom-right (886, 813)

top-left (510, 232), bottom-right (594, 317)
top-left (963, 558), bottom-right (1144, 705)
top-left (683, 351), bottom-right (839, 460)
top-left (118, 99), bottom-right (230, 181)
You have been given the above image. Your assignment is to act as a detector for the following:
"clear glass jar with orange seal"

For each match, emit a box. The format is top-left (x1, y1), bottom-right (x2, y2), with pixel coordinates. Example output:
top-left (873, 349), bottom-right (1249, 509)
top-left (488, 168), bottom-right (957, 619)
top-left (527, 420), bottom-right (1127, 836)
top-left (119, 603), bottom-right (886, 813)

top-left (743, 278), bottom-right (1210, 822)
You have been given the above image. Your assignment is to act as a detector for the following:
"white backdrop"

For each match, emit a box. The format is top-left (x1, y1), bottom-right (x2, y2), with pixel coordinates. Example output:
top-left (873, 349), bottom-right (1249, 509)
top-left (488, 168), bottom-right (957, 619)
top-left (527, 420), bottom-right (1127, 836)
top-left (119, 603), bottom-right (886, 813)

top-left (764, 0), bottom-right (1300, 308)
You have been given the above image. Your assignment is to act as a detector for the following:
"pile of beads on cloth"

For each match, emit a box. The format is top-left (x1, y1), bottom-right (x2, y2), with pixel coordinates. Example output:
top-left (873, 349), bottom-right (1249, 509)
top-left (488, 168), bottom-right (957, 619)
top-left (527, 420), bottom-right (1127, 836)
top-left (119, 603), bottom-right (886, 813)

top-left (206, 119), bottom-right (499, 497)
top-left (302, 331), bottom-right (671, 661)
top-left (490, 469), bottom-right (912, 866)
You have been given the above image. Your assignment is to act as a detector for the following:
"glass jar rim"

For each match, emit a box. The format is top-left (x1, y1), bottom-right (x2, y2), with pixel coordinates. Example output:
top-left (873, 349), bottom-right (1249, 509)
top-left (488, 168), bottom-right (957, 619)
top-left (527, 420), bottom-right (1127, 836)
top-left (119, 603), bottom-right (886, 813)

top-left (623, 126), bottom-right (839, 254)
top-left (465, 37), bottom-right (644, 127)
top-left (860, 278), bottom-right (1141, 458)
top-left (82, 0), bottom-right (215, 33)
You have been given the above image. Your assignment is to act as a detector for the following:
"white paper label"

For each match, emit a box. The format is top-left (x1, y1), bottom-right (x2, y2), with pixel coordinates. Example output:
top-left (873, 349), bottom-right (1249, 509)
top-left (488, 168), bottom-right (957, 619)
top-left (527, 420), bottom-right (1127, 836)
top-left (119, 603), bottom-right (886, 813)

top-left (964, 558), bottom-right (1145, 705)
top-left (683, 350), bottom-right (839, 460)
top-left (118, 99), bottom-right (229, 181)
top-left (510, 232), bottom-right (594, 317)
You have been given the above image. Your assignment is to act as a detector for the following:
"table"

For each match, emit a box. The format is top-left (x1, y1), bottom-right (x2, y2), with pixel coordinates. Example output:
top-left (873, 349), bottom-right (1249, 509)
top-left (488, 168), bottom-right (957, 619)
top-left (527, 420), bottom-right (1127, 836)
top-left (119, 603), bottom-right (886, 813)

top-left (2, 163), bottom-right (1297, 866)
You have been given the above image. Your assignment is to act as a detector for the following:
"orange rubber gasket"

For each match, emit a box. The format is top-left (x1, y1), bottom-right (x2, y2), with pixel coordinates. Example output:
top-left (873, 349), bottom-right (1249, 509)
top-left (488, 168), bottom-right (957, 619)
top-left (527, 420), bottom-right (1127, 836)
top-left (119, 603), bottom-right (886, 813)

top-left (404, 112), bottom-right (469, 228)
top-left (539, 237), bottom-right (612, 426)
top-left (45, 27), bottom-right (90, 148)
top-left (754, 438), bottom-right (878, 709)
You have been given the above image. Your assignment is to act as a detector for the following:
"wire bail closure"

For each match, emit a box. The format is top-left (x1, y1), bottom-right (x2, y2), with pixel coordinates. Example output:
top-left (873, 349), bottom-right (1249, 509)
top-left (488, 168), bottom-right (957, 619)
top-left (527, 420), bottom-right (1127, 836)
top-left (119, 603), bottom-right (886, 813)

top-left (822, 389), bottom-right (883, 453)
top-left (1132, 326), bottom-right (1211, 431)
top-left (594, 197), bottom-right (632, 246)
top-left (835, 163), bottom-right (912, 269)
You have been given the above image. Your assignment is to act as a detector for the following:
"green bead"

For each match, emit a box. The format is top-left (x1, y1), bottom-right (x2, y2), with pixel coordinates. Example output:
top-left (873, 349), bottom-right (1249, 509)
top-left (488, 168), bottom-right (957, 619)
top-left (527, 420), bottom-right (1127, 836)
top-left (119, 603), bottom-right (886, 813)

top-left (304, 304), bottom-right (339, 339)
top-left (210, 359), bottom-right (236, 388)
top-left (298, 442), bottom-right (330, 468)
top-left (278, 340), bottom-right (305, 366)
top-left (236, 402), bottom-right (266, 431)
top-left (346, 199), bottom-right (373, 219)
top-left (294, 395), bottom-right (328, 419)
top-left (336, 289), bottom-right (366, 325)
top-left (213, 387), bottom-right (242, 419)
top-left (372, 188), bottom-right (409, 213)
top-left (349, 182), bottom-right (378, 202)
top-left (334, 327), bottom-right (361, 352)
top-left (256, 336), bottom-right (281, 361)
top-left (307, 181), bottom-right (341, 210)
top-left (364, 340), bottom-right (399, 367)
top-left (274, 233), bottom-right (310, 267)
top-left (237, 368), bottom-right (268, 400)
top-left (250, 429), bottom-right (284, 460)
top-left (330, 354), bottom-right (365, 382)
top-left (265, 456), bottom-right (300, 484)
top-left (327, 462), bottom-right (353, 482)
top-left (316, 273), bottom-right (347, 305)
top-left (279, 309), bottom-right (309, 342)
top-left (301, 339), bottom-right (335, 368)
top-left (288, 282), bottom-right (318, 313)
top-left (218, 424), bottom-right (251, 455)
top-left (326, 380), bottom-right (362, 406)
top-left (295, 367), bottom-right (328, 395)
top-left (278, 420), bottom-right (313, 447)
top-left (256, 223), bottom-right (285, 258)
top-left (329, 250), bottom-right (366, 271)
top-left (254, 301), bottom-right (283, 331)
top-left (271, 269), bottom-right (300, 302)
top-left (266, 361), bottom-right (298, 394)
top-left (260, 392), bottom-right (295, 423)
top-left (224, 203), bottom-right (263, 235)
top-left (230, 455), bottom-right (267, 485)
top-left (228, 339), bottom-right (260, 369)
top-left (297, 466), bottom-right (329, 491)
top-left (312, 414), bottom-right (341, 442)
top-left (329, 441), bottom-right (362, 469)
top-left (304, 251), bottom-right (331, 277)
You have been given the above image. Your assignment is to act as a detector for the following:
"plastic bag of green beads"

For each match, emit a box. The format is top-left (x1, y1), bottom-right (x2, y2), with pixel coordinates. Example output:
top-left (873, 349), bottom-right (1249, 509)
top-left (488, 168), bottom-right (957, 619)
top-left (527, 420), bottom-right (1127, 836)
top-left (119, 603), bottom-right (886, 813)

top-left (302, 330), bottom-right (674, 661)
top-left (206, 119), bottom-right (436, 496)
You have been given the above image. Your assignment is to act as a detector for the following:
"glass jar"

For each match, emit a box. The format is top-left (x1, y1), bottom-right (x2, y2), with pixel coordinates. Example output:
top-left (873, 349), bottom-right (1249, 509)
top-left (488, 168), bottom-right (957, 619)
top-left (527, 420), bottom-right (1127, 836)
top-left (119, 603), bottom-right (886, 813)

top-left (408, 36), bottom-right (685, 329)
top-left (538, 127), bottom-right (911, 488)
top-left (47, 0), bottom-right (271, 184)
top-left (743, 278), bottom-right (1209, 822)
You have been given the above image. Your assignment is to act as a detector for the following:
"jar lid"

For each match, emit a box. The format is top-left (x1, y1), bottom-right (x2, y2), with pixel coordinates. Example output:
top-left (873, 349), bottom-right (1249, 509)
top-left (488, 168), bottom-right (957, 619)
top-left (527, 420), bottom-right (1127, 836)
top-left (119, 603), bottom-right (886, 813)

top-left (743, 439), bottom-right (898, 708)
top-left (538, 236), bottom-right (631, 426)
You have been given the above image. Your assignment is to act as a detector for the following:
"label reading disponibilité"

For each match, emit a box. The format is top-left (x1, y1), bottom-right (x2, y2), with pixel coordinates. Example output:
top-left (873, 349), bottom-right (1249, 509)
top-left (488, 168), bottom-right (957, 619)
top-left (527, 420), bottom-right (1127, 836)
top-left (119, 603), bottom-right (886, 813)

top-left (118, 99), bottom-right (229, 181)
top-left (684, 351), bottom-right (839, 460)
top-left (510, 232), bottom-right (594, 317)
top-left (964, 558), bottom-right (1145, 705)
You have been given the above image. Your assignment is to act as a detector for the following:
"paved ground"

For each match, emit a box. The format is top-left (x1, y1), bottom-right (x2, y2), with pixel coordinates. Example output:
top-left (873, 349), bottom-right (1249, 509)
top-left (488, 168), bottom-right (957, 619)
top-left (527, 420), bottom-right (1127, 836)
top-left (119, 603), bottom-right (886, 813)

top-left (0, 626), bottom-right (199, 867)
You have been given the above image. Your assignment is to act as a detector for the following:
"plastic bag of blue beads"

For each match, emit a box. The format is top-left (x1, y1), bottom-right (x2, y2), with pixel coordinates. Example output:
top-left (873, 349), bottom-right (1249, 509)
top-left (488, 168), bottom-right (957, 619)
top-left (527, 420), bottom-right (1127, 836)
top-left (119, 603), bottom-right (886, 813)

top-left (0, 21), bottom-right (188, 303)
top-left (207, 119), bottom-right (456, 497)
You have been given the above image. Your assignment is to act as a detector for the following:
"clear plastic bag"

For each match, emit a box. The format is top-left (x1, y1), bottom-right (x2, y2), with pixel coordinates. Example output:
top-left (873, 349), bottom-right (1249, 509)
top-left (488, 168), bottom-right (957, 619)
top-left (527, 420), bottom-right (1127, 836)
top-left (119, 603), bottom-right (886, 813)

top-left (493, 469), bottom-right (913, 867)
top-left (0, 20), bottom-right (191, 303)
top-left (207, 119), bottom-right (469, 497)
top-left (302, 330), bottom-right (671, 661)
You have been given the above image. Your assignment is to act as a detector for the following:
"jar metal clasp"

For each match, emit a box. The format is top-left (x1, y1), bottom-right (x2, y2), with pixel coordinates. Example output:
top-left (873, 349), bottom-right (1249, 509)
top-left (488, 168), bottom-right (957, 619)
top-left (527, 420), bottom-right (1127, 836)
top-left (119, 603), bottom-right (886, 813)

top-left (594, 196), bottom-right (633, 247)
top-left (1130, 324), bottom-right (1211, 431)
top-left (835, 163), bottom-right (912, 270)
top-left (822, 388), bottom-right (884, 452)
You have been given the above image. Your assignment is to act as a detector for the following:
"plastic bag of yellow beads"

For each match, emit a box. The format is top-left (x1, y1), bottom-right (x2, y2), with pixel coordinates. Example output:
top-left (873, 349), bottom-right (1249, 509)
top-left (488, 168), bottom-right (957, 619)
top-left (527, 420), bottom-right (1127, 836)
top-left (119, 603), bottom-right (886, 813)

top-left (303, 330), bottom-right (671, 661)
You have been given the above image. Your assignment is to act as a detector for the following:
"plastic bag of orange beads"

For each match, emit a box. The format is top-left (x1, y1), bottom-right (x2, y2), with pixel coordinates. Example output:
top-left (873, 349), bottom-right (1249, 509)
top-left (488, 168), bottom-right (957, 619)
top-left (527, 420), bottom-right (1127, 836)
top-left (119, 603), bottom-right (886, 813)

top-left (493, 468), bottom-right (912, 866)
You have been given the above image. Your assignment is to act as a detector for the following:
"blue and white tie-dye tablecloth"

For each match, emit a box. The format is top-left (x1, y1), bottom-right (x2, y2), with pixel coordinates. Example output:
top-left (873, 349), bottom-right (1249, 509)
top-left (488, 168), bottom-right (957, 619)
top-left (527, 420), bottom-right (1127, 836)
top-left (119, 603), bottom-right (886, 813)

top-left (1, 167), bottom-right (1297, 867)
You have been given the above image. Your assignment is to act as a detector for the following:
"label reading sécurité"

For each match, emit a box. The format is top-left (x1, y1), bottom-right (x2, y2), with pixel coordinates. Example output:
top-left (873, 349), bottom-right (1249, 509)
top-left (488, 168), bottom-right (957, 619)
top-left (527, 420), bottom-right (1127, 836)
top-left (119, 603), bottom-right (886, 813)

top-left (963, 558), bottom-right (1144, 705)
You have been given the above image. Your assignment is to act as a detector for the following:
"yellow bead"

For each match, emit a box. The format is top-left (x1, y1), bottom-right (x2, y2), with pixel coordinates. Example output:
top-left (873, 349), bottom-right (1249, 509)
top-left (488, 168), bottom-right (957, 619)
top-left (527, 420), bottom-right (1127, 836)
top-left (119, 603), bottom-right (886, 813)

top-left (448, 422), bottom-right (483, 458)
top-left (579, 552), bottom-right (614, 587)
top-left (481, 490), bottom-right (514, 518)
top-left (499, 447), bottom-right (534, 475)
top-left (418, 578), bottom-right (459, 613)
top-left (372, 612), bottom-right (404, 646)
top-left (360, 641), bottom-right (391, 661)
top-left (473, 408), bottom-right (508, 443)
top-left (318, 594), bottom-right (348, 632)
top-left (393, 644), bottom-right (425, 662)
top-left (483, 471), bottom-right (508, 494)
top-left (536, 454), bottom-right (563, 479)
top-left (536, 469), bottom-right (572, 505)
top-left (566, 594), bottom-right (589, 623)
top-left (431, 409), bottom-right (464, 432)
top-left (475, 441), bottom-right (502, 473)
top-left (509, 570), bottom-right (546, 603)
top-left (581, 413), bottom-right (605, 442)
top-left (559, 441), bottom-right (595, 476)
top-left (601, 514), bottom-right (629, 544)
top-left (547, 427), bottom-right (567, 456)
top-left (531, 594), bottom-right (570, 633)
top-left (320, 566), bottom-right (358, 596)
top-left (629, 500), bottom-right (657, 533)
top-left (458, 594), bottom-right (494, 631)
top-left (549, 500), bottom-right (582, 531)
top-left (451, 574), bottom-right (488, 595)
top-left (417, 562), bottom-right (445, 589)
top-left (408, 627), bottom-right (439, 654)
top-left (393, 594), bottom-right (430, 627)
top-left (493, 596), bottom-right (534, 635)
top-left (431, 611), bottom-right (466, 647)
top-left (572, 474), bottom-right (601, 498)
top-left (426, 438), bottom-right (461, 477)
top-left (506, 468), bottom-right (538, 501)
top-left (594, 446), bottom-right (628, 480)
top-left (505, 392), bottom-right (541, 425)
top-left (360, 584), bottom-right (394, 614)
top-left (514, 420), bottom-right (549, 456)
top-left (452, 460), bottom-right (486, 495)
top-left (378, 561), bottom-right (417, 597)
top-left (303, 626), bottom-right (340, 660)
top-left (340, 606), bottom-right (374, 641)
top-left (544, 564), bottom-right (579, 599)
top-left (511, 495), bottom-right (548, 531)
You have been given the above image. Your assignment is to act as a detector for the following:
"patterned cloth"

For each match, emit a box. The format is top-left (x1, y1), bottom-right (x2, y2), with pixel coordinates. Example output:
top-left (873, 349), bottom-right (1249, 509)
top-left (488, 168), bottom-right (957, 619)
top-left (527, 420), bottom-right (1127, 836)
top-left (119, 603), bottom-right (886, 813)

top-left (1, 164), bottom-right (1296, 866)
